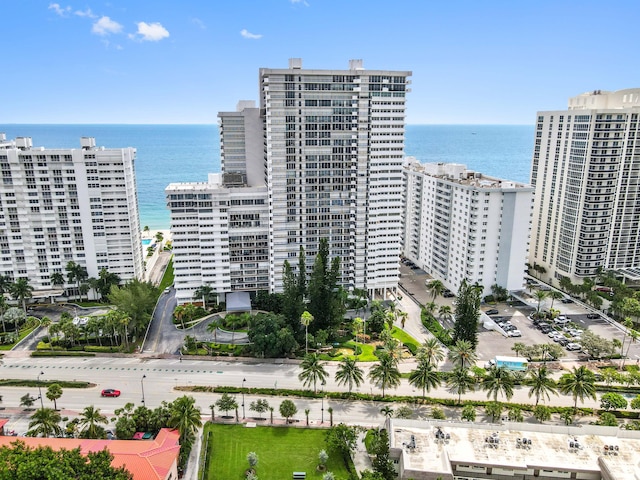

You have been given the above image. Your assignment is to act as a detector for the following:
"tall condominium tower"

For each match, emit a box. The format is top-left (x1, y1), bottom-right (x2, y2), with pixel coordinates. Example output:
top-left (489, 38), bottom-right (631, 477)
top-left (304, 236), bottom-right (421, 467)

top-left (403, 161), bottom-right (533, 295)
top-left (530, 89), bottom-right (640, 285)
top-left (0, 135), bottom-right (143, 298)
top-left (168, 59), bottom-right (411, 304)
top-left (261, 59), bottom-right (411, 295)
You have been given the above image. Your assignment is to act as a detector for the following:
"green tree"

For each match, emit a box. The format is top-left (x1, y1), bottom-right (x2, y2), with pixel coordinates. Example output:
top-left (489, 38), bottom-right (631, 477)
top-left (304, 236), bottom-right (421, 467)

top-left (533, 405), bottom-right (552, 423)
top-left (301, 310), bottom-right (314, 354)
top-left (45, 383), bottom-right (63, 410)
top-left (600, 392), bottom-right (628, 411)
top-left (408, 358), bottom-right (441, 398)
top-left (66, 260), bottom-right (88, 300)
top-left (9, 278), bottom-right (34, 313)
top-left (282, 256), bottom-right (305, 331)
top-left (558, 366), bottom-right (597, 411)
top-left (307, 239), bottom-right (343, 331)
top-left (447, 339), bottom-right (478, 369)
top-left (438, 304), bottom-right (453, 323)
top-left (368, 353), bottom-right (401, 397)
top-left (249, 399), bottom-right (270, 419)
top-left (94, 268), bottom-right (121, 301)
top-left (426, 280), bottom-right (444, 301)
top-left (483, 366), bottom-right (514, 402)
top-left (28, 407), bottom-right (62, 438)
top-left (193, 284), bottom-right (216, 309)
top-left (215, 393), bottom-right (238, 417)
top-left (526, 366), bottom-right (558, 405)
top-left (461, 404), bottom-right (476, 422)
top-left (335, 358), bottom-right (364, 395)
top-left (325, 424), bottom-right (360, 469)
top-left (484, 401), bottom-right (503, 423)
top-left (248, 313), bottom-right (299, 358)
top-left (168, 395), bottom-right (202, 468)
top-left (452, 280), bottom-right (482, 348)
top-left (247, 451), bottom-right (258, 470)
top-left (598, 412), bottom-right (618, 427)
top-left (533, 290), bottom-right (548, 313)
top-left (298, 353), bottom-right (329, 393)
top-left (279, 399), bottom-right (298, 423)
top-left (108, 279), bottom-right (158, 338)
top-left (417, 337), bottom-right (445, 366)
top-left (379, 406), bottom-right (394, 418)
top-left (507, 406), bottom-right (524, 422)
top-left (0, 444), bottom-right (133, 479)
top-left (630, 395), bottom-right (640, 410)
top-left (446, 367), bottom-right (476, 404)
top-left (79, 405), bottom-right (108, 439)
top-left (368, 428), bottom-right (395, 480)
top-left (511, 342), bottom-right (526, 357)
top-left (20, 393), bottom-right (36, 409)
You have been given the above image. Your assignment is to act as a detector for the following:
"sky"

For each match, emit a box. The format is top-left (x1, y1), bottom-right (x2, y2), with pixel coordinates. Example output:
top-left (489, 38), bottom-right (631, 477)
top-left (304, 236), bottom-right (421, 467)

top-left (1, 0), bottom-right (639, 125)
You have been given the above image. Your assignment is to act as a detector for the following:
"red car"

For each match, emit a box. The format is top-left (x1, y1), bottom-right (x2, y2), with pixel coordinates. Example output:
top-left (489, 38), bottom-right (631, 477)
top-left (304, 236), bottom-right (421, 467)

top-left (101, 389), bottom-right (121, 397)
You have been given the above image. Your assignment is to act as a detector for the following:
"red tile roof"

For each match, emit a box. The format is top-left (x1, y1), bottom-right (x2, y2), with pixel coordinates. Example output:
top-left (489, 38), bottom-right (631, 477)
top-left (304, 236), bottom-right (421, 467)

top-left (0, 428), bottom-right (180, 480)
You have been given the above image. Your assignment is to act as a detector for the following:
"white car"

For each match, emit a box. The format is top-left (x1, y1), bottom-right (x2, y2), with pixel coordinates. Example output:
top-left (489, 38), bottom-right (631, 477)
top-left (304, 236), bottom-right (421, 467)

top-left (508, 329), bottom-right (522, 337)
top-left (548, 331), bottom-right (561, 338)
top-left (566, 343), bottom-right (582, 351)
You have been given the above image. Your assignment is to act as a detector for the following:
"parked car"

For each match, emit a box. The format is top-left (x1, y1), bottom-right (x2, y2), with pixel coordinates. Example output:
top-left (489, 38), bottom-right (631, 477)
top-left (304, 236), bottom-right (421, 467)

top-left (504, 325), bottom-right (517, 332)
top-left (561, 298), bottom-right (574, 303)
top-left (508, 329), bottom-right (522, 337)
top-left (566, 343), bottom-right (582, 351)
top-left (485, 309), bottom-right (499, 315)
top-left (540, 325), bottom-right (552, 334)
top-left (101, 389), bottom-right (121, 397)
top-left (443, 290), bottom-right (455, 298)
top-left (555, 316), bottom-right (571, 325)
top-left (557, 337), bottom-right (569, 346)
top-left (586, 313), bottom-right (601, 319)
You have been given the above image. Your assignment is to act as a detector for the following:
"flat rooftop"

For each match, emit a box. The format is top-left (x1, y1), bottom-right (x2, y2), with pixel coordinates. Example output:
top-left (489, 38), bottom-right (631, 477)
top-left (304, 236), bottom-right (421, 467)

top-left (390, 418), bottom-right (639, 479)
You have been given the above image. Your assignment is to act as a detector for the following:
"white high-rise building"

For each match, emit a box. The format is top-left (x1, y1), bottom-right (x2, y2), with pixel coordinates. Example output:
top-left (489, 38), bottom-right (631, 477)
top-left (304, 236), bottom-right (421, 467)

top-left (168, 59), bottom-right (411, 303)
top-left (530, 89), bottom-right (640, 285)
top-left (403, 160), bottom-right (533, 296)
top-left (0, 135), bottom-right (143, 297)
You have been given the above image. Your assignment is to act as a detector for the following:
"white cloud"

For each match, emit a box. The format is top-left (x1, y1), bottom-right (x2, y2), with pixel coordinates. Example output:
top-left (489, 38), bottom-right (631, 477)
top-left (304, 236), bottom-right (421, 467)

top-left (74, 8), bottom-right (97, 18)
top-left (135, 22), bottom-right (170, 41)
top-left (291, 0), bottom-right (310, 5)
top-left (240, 29), bottom-right (262, 40)
top-left (49, 3), bottom-right (71, 16)
top-left (92, 16), bottom-right (123, 36)
top-left (191, 17), bottom-right (206, 30)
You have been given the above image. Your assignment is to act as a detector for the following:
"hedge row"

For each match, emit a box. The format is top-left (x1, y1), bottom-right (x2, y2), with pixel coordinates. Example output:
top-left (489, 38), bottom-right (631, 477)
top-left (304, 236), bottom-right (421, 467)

top-left (31, 351), bottom-right (95, 357)
top-left (0, 379), bottom-right (94, 388)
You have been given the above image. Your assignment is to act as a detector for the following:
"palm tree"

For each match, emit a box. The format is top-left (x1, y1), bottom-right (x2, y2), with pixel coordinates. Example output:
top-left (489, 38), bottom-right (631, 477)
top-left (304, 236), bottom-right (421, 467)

top-left (482, 366), bottom-right (514, 402)
top-left (447, 339), bottom-right (478, 369)
top-left (0, 294), bottom-right (7, 333)
top-left (511, 342), bottom-right (526, 358)
top-left (368, 352), bottom-right (401, 397)
top-left (398, 311), bottom-right (408, 329)
top-left (335, 358), bottom-right (364, 395)
top-left (301, 310), bottom-right (314, 354)
top-left (380, 406), bottom-right (394, 418)
top-left (427, 280), bottom-right (444, 301)
top-left (533, 290), bottom-right (548, 313)
top-left (79, 405), bottom-right (108, 439)
top-left (168, 395), bottom-right (202, 443)
top-left (424, 301), bottom-right (437, 317)
top-left (446, 367), bottom-right (476, 404)
top-left (298, 353), bottom-right (328, 393)
top-left (0, 275), bottom-right (11, 295)
top-left (408, 359), bottom-right (441, 398)
top-left (558, 366), bottom-right (597, 411)
top-left (206, 317), bottom-right (219, 343)
top-left (50, 272), bottom-right (65, 289)
top-left (438, 305), bottom-right (453, 323)
top-left (547, 290), bottom-right (564, 310)
top-left (417, 338), bottom-right (444, 366)
top-left (526, 366), bottom-right (558, 405)
top-left (193, 285), bottom-right (216, 309)
top-left (28, 408), bottom-right (62, 438)
top-left (65, 261), bottom-right (88, 301)
top-left (9, 278), bottom-right (33, 313)
top-left (45, 383), bottom-right (63, 410)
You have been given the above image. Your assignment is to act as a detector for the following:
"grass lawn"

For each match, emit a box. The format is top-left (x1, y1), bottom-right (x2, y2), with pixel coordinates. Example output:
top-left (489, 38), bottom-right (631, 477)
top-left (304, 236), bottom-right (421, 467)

top-left (318, 341), bottom-right (378, 362)
top-left (391, 327), bottom-right (420, 351)
top-left (203, 423), bottom-right (351, 480)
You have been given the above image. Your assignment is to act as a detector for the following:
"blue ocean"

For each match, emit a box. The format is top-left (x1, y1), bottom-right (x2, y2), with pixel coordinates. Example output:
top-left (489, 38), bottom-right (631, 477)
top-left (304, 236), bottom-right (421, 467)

top-left (0, 124), bottom-right (533, 230)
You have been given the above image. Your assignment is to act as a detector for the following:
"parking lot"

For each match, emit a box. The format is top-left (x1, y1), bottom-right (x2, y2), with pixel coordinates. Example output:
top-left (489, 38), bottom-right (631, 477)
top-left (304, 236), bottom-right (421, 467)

top-left (398, 264), bottom-right (639, 365)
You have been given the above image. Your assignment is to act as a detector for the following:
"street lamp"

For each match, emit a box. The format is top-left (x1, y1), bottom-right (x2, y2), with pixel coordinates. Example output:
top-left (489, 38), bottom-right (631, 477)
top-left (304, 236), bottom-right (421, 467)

top-left (37, 371), bottom-right (44, 409)
top-left (321, 380), bottom-right (326, 424)
top-left (141, 375), bottom-right (146, 406)
top-left (242, 378), bottom-right (246, 419)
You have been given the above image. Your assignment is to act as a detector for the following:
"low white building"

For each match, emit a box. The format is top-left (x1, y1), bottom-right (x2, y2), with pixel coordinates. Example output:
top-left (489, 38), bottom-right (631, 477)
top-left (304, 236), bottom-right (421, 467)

top-left (403, 160), bottom-right (533, 296)
top-left (0, 135), bottom-right (143, 297)
top-left (390, 418), bottom-right (640, 480)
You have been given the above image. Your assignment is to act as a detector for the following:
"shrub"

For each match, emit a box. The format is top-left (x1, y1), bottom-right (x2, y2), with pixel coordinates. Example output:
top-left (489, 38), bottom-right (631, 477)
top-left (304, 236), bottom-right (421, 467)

top-left (31, 351), bottom-right (95, 357)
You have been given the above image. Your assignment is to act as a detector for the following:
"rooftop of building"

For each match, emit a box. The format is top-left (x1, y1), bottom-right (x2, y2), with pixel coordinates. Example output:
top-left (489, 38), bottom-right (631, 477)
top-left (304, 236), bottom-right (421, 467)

top-left (404, 158), bottom-right (532, 190)
top-left (566, 88), bottom-right (640, 111)
top-left (0, 427), bottom-right (180, 480)
top-left (259, 58), bottom-right (411, 76)
top-left (0, 134), bottom-right (132, 152)
top-left (390, 418), bottom-right (639, 480)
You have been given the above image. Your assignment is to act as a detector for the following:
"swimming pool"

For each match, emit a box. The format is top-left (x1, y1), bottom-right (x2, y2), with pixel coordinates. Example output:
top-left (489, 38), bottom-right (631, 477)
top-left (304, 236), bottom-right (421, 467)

top-left (142, 238), bottom-right (152, 246)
